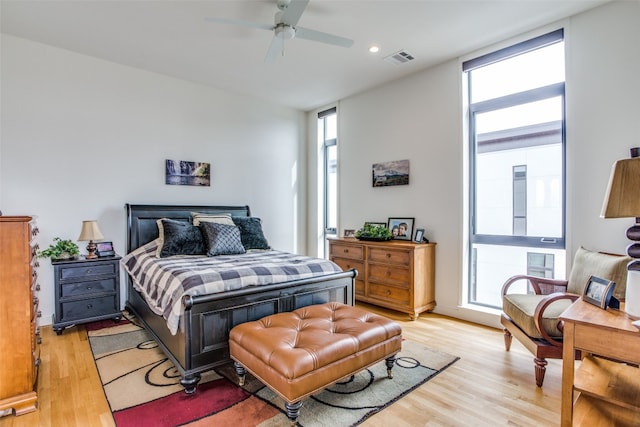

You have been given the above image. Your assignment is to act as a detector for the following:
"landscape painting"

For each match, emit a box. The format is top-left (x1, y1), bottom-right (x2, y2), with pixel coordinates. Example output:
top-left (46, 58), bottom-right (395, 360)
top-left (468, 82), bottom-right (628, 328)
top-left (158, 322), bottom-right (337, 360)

top-left (372, 159), bottom-right (410, 187)
top-left (165, 159), bottom-right (210, 186)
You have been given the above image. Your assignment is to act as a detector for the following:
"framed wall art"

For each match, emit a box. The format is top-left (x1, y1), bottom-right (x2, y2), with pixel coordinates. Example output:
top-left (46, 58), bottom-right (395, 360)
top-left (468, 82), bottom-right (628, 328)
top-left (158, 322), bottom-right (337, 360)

top-left (388, 217), bottom-right (414, 240)
top-left (372, 159), bottom-right (409, 187)
top-left (165, 159), bottom-right (211, 186)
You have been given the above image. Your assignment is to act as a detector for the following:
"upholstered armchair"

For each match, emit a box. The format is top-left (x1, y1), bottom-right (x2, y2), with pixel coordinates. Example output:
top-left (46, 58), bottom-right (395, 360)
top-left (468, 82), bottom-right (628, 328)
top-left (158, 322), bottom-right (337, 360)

top-left (501, 247), bottom-right (629, 387)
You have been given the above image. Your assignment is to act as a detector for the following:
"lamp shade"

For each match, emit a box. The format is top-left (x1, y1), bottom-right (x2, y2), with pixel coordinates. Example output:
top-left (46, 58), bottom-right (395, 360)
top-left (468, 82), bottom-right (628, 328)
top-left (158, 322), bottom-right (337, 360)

top-left (600, 157), bottom-right (640, 218)
top-left (78, 220), bottom-right (104, 242)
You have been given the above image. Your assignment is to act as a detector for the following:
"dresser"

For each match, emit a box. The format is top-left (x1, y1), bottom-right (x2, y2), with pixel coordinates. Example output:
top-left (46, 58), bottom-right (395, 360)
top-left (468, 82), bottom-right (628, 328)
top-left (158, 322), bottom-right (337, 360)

top-left (0, 216), bottom-right (41, 416)
top-left (328, 237), bottom-right (436, 319)
top-left (52, 256), bottom-right (122, 335)
top-left (560, 300), bottom-right (640, 426)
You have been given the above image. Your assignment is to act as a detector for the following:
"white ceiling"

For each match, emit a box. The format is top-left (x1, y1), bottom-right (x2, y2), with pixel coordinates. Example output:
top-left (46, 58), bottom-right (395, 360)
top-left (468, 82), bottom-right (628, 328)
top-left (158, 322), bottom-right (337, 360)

top-left (1, 0), bottom-right (609, 111)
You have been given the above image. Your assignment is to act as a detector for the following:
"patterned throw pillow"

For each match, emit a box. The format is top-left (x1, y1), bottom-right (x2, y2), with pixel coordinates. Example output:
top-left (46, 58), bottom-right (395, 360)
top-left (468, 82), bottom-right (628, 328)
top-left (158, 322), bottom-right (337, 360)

top-left (158, 219), bottom-right (205, 258)
top-left (231, 217), bottom-right (270, 250)
top-left (199, 222), bottom-right (246, 256)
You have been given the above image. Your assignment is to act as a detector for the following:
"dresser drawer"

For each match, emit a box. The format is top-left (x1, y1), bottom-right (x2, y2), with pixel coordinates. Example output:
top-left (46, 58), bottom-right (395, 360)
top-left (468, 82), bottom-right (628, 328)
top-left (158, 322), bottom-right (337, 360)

top-left (330, 243), bottom-right (364, 260)
top-left (58, 295), bottom-right (118, 322)
top-left (368, 263), bottom-right (411, 286)
top-left (59, 263), bottom-right (118, 281)
top-left (368, 283), bottom-right (410, 305)
top-left (368, 248), bottom-right (411, 265)
top-left (60, 277), bottom-right (118, 298)
top-left (331, 257), bottom-right (364, 275)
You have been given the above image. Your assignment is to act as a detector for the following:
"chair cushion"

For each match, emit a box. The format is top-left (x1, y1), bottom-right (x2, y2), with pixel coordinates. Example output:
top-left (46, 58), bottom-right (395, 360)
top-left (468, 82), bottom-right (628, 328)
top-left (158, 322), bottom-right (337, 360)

top-left (503, 294), bottom-right (574, 339)
top-left (567, 246), bottom-right (630, 300)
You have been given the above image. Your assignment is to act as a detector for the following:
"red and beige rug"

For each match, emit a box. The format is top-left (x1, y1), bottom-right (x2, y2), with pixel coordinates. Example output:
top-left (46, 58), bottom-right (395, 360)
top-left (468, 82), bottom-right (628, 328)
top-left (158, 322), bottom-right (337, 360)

top-left (87, 313), bottom-right (458, 427)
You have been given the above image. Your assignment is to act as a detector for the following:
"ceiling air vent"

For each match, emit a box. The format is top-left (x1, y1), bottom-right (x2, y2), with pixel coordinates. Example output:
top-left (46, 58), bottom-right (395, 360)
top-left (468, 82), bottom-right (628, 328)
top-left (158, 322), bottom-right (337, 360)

top-left (384, 50), bottom-right (415, 65)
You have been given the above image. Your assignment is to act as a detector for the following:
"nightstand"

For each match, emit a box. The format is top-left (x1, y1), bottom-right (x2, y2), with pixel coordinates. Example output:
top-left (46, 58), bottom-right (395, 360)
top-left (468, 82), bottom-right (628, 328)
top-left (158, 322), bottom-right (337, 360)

top-left (52, 255), bottom-right (122, 335)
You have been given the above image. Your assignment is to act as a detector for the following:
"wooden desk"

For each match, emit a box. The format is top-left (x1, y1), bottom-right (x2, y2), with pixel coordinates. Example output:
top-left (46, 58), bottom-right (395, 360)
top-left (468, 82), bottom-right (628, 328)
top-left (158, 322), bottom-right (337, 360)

top-left (560, 300), bottom-right (640, 426)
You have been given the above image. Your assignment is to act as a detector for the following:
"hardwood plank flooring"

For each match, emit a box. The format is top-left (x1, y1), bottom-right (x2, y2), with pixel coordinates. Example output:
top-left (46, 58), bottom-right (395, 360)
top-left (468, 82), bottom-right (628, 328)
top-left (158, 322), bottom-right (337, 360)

top-left (0, 303), bottom-right (561, 426)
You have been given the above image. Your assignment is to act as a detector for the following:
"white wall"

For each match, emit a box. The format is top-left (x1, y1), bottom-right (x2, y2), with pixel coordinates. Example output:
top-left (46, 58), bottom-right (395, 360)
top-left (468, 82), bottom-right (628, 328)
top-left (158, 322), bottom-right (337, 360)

top-left (309, 0), bottom-right (640, 328)
top-left (0, 34), bottom-right (306, 326)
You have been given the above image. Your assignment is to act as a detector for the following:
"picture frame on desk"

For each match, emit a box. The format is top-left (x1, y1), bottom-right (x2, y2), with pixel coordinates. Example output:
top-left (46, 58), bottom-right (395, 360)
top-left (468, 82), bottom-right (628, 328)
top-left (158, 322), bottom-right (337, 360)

top-left (96, 241), bottom-right (115, 257)
top-left (582, 275), bottom-right (616, 309)
top-left (388, 217), bottom-right (414, 240)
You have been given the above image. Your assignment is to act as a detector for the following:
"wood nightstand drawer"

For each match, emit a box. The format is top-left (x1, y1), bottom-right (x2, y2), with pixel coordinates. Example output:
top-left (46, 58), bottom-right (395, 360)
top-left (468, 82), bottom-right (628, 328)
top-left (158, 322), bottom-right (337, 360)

top-left (59, 262), bottom-right (118, 281)
top-left (368, 248), bottom-right (411, 265)
top-left (60, 278), bottom-right (118, 298)
top-left (58, 295), bottom-right (118, 322)
top-left (330, 243), bottom-right (364, 260)
top-left (52, 256), bottom-right (122, 334)
top-left (368, 264), bottom-right (410, 286)
top-left (368, 283), bottom-right (410, 304)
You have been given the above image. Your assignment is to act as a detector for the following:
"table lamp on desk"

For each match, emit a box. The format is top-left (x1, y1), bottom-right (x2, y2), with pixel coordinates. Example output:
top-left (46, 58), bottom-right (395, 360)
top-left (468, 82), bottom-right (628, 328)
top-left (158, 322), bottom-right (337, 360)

top-left (601, 147), bottom-right (640, 318)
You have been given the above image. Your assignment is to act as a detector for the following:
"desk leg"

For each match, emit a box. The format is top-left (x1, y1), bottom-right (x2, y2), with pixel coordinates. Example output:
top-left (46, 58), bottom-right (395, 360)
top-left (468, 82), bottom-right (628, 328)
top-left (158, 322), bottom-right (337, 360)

top-left (561, 321), bottom-right (575, 427)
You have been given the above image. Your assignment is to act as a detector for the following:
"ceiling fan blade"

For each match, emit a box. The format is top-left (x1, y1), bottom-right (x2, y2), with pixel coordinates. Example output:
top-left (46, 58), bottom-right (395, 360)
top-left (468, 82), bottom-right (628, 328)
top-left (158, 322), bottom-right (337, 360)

top-left (205, 16), bottom-right (273, 32)
top-left (280, 0), bottom-right (309, 26)
top-left (295, 26), bottom-right (354, 48)
top-left (264, 36), bottom-right (285, 63)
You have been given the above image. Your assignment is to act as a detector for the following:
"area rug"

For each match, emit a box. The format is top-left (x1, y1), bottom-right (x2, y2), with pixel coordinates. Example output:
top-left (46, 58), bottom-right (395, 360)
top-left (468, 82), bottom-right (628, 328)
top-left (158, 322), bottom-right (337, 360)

top-left (87, 313), bottom-right (459, 427)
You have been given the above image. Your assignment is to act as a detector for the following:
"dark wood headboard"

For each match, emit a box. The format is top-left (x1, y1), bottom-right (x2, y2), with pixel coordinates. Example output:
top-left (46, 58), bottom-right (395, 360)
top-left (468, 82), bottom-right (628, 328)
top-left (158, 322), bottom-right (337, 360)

top-left (125, 204), bottom-right (251, 253)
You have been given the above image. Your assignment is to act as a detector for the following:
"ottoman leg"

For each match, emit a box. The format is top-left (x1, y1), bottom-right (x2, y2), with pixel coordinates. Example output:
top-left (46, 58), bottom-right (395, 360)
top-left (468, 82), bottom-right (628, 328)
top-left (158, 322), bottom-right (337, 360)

top-left (285, 400), bottom-right (303, 426)
top-left (385, 355), bottom-right (396, 379)
top-left (233, 361), bottom-right (246, 386)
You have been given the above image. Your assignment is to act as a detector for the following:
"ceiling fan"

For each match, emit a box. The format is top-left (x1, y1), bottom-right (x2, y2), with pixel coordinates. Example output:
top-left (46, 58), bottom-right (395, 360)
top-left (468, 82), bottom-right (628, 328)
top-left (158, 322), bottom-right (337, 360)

top-left (205, 0), bottom-right (354, 63)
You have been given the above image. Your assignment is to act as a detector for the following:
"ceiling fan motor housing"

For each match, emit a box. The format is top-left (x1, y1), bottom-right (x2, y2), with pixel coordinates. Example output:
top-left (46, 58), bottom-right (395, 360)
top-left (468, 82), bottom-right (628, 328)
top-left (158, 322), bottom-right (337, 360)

top-left (275, 24), bottom-right (296, 40)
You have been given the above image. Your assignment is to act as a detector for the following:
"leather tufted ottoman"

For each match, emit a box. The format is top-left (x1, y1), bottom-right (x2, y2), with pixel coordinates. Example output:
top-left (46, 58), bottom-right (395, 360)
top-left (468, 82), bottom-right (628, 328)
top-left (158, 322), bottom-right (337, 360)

top-left (229, 302), bottom-right (402, 425)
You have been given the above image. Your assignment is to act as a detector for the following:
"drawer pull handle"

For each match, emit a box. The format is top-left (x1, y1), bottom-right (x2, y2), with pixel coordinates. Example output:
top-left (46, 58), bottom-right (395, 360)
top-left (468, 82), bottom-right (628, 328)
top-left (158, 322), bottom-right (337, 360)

top-left (37, 311), bottom-right (42, 318)
top-left (386, 253), bottom-right (391, 258)
top-left (34, 358), bottom-right (41, 367)
top-left (87, 269), bottom-right (92, 274)
top-left (87, 304), bottom-right (93, 309)
top-left (86, 286), bottom-right (92, 290)
top-left (386, 290), bottom-right (391, 295)
top-left (343, 249), bottom-right (349, 253)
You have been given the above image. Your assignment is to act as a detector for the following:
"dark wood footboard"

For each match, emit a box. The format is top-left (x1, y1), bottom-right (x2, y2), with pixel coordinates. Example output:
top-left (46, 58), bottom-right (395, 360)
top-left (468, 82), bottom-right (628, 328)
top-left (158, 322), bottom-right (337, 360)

top-left (126, 269), bottom-right (356, 393)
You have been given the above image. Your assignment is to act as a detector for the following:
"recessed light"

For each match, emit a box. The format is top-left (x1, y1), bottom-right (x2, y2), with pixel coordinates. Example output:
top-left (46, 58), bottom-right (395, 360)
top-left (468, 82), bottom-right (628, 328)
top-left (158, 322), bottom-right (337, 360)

top-left (369, 45), bottom-right (380, 54)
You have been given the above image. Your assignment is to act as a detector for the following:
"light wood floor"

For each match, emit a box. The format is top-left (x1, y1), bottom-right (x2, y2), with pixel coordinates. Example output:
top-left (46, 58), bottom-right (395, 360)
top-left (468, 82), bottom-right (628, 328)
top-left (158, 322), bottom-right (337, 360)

top-left (0, 303), bottom-right (561, 427)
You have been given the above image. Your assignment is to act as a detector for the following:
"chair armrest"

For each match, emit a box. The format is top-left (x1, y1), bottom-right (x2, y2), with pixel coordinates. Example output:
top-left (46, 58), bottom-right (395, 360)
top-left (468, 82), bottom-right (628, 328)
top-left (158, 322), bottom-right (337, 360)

top-left (501, 275), bottom-right (569, 296)
top-left (533, 292), bottom-right (581, 347)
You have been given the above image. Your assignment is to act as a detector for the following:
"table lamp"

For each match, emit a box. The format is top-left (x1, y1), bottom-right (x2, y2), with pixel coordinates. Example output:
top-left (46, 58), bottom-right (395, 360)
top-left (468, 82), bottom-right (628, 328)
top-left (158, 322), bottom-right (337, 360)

top-left (78, 220), bottom-right (104, 259)
top-left (601, 147), bottom-right (640, 318)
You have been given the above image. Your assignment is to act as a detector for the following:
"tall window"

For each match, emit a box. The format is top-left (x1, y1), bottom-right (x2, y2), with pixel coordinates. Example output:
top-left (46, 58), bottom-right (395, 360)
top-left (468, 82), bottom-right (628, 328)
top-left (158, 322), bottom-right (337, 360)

top-left (464, 29), bottom-right (566, 308)
top-left (318, 108), bottom-right (337, 256)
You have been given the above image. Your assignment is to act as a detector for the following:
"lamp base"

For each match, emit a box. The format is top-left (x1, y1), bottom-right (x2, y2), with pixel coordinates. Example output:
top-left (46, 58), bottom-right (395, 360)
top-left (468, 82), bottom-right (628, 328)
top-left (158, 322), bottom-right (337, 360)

top-left (625, 269), bottom-right (640, 319)
top-left (86, 240), bottom-right (98, 259)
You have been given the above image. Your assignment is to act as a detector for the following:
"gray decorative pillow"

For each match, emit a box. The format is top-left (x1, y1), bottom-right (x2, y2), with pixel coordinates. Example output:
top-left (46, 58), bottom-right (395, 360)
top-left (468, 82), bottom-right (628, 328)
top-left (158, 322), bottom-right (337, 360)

top-left (158, 219), bottom-right (205, 258)
top-left (199, 222), bottom-right (246, 256)
top-left (231, 217), bottom-right (270, 250)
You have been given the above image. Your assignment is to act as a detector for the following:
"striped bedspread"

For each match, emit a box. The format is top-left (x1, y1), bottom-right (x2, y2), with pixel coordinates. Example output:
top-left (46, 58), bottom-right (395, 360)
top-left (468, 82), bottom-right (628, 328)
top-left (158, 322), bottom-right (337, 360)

top-left (121, 240), bottom-right (343, 334)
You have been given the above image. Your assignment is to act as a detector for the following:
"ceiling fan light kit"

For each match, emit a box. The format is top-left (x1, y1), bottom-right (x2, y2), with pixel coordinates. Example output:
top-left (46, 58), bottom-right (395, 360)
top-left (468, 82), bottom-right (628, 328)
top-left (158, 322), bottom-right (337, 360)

top-left (206, 0), bottom-right (354, 62)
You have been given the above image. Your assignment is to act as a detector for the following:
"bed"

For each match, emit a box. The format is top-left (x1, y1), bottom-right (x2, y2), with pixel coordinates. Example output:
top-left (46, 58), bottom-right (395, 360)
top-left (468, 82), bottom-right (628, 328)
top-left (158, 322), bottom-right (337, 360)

top-left (123, 204), bottom-right (356, 393)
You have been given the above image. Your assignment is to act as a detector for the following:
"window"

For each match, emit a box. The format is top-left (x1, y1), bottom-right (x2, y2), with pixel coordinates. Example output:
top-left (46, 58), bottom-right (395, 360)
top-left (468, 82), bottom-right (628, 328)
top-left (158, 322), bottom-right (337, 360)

top-left (318, 108), bottom-right (337, 256)
top-left (465, 29), bottom-right (566, 308)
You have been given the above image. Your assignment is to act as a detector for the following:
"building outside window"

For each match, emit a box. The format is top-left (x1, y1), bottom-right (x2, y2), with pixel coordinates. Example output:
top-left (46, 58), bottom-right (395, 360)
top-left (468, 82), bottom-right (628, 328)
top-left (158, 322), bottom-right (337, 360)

top-left (464, 29), bottom-right (566, 308)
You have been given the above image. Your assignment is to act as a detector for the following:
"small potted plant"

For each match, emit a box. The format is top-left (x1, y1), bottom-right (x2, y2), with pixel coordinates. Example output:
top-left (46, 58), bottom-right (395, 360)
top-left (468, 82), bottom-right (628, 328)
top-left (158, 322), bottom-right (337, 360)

top-left (354, 223), bottom-right (393, 241)
top-left (38, 237), bottom-right (80, 260)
